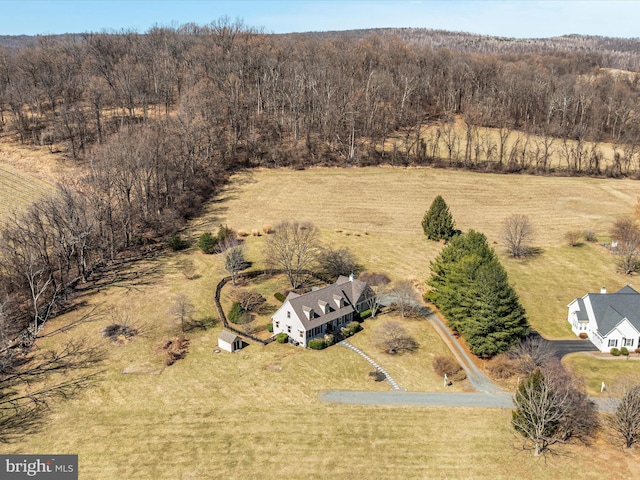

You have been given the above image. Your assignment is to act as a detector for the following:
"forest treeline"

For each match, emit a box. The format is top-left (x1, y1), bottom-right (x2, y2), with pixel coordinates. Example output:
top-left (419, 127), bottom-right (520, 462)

top-left (1, 20), bottom-right (640, 345)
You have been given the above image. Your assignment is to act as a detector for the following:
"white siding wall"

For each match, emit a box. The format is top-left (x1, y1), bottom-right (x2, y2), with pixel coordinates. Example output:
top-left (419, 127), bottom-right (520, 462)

top-left (272, 302), bottom-right (308, 346)
top-left (218, 339), bottom-right (234, 353)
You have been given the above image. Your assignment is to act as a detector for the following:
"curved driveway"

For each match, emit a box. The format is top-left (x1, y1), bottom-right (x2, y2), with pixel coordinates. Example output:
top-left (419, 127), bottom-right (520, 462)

top-left (320, 310), bottom-right (616, 412)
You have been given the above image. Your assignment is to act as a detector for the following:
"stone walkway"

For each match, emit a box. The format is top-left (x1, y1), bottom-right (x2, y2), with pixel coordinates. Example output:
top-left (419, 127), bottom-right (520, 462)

top-left (339, 340), bottom-right (402, 390)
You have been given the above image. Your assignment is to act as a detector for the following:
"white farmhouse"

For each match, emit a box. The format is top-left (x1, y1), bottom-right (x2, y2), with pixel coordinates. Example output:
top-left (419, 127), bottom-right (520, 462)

top-left (272, 275), bottom-right (374, 347)
top-left (567, 285), bottom-right (640, 352)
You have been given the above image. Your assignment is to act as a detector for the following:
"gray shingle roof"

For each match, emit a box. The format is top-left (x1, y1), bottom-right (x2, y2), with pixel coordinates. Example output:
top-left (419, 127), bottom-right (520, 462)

top-left (218, 330), bottom-right (240, 343)
top-left (287, 276), bottom-right (373, 329)
top-left (587, 285), bottom-right (640, 336)
top-left (575, 297), bottom-right (589, 321)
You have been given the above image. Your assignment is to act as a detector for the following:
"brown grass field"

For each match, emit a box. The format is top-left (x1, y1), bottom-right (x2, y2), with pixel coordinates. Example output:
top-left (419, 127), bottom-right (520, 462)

top-left (3, 164), bottom-right (640, 477)
top-left (386, 117), bottom-right (625, 172)
top-left (0, 145), bottom-right (60, 222)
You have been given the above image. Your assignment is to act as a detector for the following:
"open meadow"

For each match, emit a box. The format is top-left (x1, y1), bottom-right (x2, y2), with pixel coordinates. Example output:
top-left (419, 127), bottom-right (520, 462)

top-left (0, 146), bottom-right (59, 223)
top-left (3, 166), bottom-right (640, 478)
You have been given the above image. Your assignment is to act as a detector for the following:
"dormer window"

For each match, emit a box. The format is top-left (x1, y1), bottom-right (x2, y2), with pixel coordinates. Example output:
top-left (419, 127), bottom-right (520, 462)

top-left (303, 306), bottom-right (315, 320)
top-left (318, 300), bottom-right (330, 314)
top-left (333, 294), bottom-right (344, 308)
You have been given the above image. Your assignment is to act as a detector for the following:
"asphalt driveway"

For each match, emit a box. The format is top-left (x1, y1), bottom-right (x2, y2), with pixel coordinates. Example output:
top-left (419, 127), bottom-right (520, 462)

top-left (531, 332), bottom-right (600, 358)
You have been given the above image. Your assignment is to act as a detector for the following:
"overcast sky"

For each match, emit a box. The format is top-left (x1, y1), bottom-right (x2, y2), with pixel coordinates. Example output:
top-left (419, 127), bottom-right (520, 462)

top-left (2, 1), bottom-right (639, 39)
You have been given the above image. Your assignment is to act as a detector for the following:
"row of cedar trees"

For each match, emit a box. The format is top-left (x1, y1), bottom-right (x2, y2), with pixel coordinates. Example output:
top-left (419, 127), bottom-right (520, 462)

top-left (423, 196), bottom-right (530, 358)
top-left (0, 21), bottom-right (640, 173)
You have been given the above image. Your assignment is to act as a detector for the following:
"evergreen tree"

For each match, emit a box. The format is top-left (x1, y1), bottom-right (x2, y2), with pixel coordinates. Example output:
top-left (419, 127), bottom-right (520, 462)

top-left (422, 195), bottom-right (457, 241)
top-left (427, 230), bottom-right (529, 357)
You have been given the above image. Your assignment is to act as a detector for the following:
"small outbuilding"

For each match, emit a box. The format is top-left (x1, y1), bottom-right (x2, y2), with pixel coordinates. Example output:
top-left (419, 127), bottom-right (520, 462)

top-left (218, 330), bottom-right (245, 353)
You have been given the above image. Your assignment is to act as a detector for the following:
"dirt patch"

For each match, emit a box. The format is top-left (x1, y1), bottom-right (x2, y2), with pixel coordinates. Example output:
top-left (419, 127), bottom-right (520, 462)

top-left (122, 363), bottom-right (165, 375)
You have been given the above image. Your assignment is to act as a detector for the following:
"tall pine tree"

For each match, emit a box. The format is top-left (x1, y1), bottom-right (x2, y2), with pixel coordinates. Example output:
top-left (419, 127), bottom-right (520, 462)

top-left (422, 195), bottom-right (456, 241)
top-left (427, 230), bottom-right (529, 357)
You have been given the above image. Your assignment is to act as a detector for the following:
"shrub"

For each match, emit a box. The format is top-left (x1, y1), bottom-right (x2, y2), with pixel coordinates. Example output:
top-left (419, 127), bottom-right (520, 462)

top-left (324, 333), bottom-right (335, 346)
top-left (451, 369), bottom-right (467, 382)
top-left (227, 302), bottom-right (246, 324)
top-left (486, 353), bottom-right (517, 380)
top-left (621, 347), bottom-right (629, 356)
top-left (583, 229), bottom-right (598, 242)
top-left (308, 338), bottom-right (326, 350)
top-left (579, 332), bottom-right (588, 339)
top-left (359, 309), bottom-right (372, 320)
top-left (232, 290), bottom-right (266, 313)
top-left (274, 292), bottom-right (286, 303)
top-left (217, 224), bottom-right (236, 244)
top-left (266, 322), bottom-right (273, 333)
top-left (564, 230), bottom-right (582, 247)
top-left (433, 355), bottom-right (463, 377)
top-left (262, 225), bottom-right (274, 234)
top-left (346, 321), bottom-right (361, 333)
top-left (198, 232), bottom-right (217, 254)
top-left (611, 347), bottom-right (621, 356)
top-left (276, 333), bottom-right (289, 343)
top-left (168, 233), bottom-right (188, 251)
top-left (341, 321), bottom-right (362, 337)
top-left (237, 230), bottom-right (249, 237)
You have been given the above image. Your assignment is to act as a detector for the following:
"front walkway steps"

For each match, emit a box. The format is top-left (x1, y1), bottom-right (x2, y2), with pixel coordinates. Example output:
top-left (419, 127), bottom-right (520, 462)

top-left (339, 340), bottom-right (402, 390)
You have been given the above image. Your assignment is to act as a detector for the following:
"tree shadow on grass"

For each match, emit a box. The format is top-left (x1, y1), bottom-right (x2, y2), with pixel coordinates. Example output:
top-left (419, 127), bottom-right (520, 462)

top-left (0, 339), bottom-right (106, 444)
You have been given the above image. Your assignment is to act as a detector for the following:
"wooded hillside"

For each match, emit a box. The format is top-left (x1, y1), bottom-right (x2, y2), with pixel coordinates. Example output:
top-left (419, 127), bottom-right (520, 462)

top-left (1, 20), bottom-right (640, 347)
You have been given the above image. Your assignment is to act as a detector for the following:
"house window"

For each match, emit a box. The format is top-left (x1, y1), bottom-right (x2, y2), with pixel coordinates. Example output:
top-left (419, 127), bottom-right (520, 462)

top-left (275, 321), bottom-right (279, 328)
top-left (287, 325), bottom-right (291, 333)
top-left (299, 330), bottom-right (304, 338)
top-left (608, 339), bottom-right (618, 348)
top-left (624, 338), bottom-right (634, 347)
top-left (287, 311), bottom-right (291, 318)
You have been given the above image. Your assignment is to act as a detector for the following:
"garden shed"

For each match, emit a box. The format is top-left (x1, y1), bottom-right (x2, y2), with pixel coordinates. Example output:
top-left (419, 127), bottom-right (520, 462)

top-left (218, 330), bottom-right (245, 353)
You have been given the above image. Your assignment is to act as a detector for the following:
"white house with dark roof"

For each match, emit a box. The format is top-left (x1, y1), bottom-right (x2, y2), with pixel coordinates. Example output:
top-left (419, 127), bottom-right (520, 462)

top-left (271, 275), bottom-right (374, 347)
top-left (567, 285), bottom-right (640, 352)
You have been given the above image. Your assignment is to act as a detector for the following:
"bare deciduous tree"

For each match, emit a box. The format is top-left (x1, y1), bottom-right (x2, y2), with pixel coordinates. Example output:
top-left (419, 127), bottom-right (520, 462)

top-left (611, 383), bottom-right (640, 448)
top-left (512, 368), bottom-right (573, 456)
top-left (264, 221), bottom-right (320, 288)
top-left (502, 214), bottom-right (534, 258)
top-left (387, 280), bottom-right (420, 318)
top-left (374, 321), bottom-right (418, 354)
top-left (508, 336), bottom-right (557, 376)
top-left (316, 246), bottom-right (362, 280)
top-left (222, 239), bottom-right (247, 286)
top-left (564, 230), bottom-right (583, 247)
top-left (232, 290), bottom-right (266, 313)
top-left (358, 272), bottom-right (391, 318)
top-left (610, 217), bottom-right (640, 274)
top-left (169, 294), bottom-right (195, 332)
top-left (512, 364), bottom-right (598, 456)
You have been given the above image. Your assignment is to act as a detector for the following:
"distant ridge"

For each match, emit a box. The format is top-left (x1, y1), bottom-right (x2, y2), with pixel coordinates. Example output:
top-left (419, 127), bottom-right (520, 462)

top-left (291, 28), bottom-right (640, 71)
